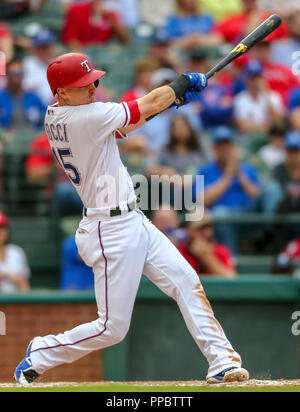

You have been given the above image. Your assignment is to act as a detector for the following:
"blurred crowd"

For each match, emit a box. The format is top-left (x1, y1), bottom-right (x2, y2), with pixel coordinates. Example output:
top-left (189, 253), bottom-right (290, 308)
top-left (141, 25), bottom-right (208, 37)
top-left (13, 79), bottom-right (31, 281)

top-left (1, 0), bottom-right (300, 291)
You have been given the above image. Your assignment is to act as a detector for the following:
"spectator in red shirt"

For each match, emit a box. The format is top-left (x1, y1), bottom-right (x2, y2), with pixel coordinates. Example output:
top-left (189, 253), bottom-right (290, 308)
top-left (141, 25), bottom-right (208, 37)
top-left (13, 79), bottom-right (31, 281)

top-left (250, 40), bottom-right (299, 105)
top-left (62, 0), bottom-right (130, 50)
top-left (214, 0), bottom-right (288, 45)
top-left (178, 211), bottom-right (237, 278)
top-left (119, 58), bottom-right (157, 102)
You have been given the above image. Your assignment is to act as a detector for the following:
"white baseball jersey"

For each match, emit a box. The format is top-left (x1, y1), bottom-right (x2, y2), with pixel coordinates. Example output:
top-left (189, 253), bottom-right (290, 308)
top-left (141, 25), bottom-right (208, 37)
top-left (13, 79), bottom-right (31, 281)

top-left (44, 101), bottom-right (139, 209)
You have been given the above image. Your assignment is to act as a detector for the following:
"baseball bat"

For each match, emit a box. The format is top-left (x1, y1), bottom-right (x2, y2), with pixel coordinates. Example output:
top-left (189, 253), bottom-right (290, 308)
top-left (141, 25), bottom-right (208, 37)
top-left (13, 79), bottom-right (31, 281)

top-left (206, 14), bottom-right (282, 79)
top-left (146, 14), bottom-right (282, 122)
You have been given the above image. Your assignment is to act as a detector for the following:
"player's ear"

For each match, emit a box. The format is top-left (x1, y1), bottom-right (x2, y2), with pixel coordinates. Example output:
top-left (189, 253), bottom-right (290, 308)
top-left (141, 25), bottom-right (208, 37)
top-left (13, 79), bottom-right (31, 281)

top-left (57, 87), bottom-right (66, 98)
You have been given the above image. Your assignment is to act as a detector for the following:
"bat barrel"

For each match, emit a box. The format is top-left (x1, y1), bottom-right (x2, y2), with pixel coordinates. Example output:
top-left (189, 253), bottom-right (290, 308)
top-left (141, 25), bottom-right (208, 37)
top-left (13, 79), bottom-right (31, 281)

top-left (242, 14), bottom-right (282, 49)
top-left (206, 14), bottom-right (282, 80)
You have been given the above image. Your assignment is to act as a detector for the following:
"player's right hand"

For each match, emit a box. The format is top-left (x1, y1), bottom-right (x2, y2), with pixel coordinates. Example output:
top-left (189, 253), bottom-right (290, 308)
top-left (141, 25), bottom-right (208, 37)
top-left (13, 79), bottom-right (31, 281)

top-left (181, 88), bottom-right (201, 105)
top-left (171, 87), bottom-right (203, 108)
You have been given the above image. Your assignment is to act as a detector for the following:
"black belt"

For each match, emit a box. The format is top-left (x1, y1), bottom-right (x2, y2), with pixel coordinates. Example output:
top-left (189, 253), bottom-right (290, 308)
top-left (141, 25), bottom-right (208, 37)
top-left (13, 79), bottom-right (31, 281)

top-left (83, 202), bottom-right (136, 218)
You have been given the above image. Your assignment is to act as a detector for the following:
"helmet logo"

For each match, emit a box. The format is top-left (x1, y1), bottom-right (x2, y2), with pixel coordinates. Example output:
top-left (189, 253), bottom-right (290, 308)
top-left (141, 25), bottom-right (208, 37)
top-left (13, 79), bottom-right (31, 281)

top-left (80, 60), bottom-right (92, 73)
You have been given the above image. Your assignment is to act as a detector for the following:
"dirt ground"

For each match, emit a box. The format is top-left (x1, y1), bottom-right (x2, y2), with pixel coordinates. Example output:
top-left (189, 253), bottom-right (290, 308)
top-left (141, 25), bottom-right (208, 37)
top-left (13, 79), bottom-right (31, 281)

top-left (0, 379), bottom-right (299, 389)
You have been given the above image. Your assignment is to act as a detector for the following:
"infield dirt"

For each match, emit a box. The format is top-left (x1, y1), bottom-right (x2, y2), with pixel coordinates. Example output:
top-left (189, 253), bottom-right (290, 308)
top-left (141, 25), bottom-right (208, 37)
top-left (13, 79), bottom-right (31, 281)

top-left (0, 379), bottom-right (299, 392)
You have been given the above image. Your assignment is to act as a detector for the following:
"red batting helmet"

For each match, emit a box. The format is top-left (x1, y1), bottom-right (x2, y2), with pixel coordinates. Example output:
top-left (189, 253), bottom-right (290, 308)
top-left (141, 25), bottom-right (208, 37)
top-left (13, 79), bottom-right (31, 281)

top-left (47, 53), bottom-right (106, 96)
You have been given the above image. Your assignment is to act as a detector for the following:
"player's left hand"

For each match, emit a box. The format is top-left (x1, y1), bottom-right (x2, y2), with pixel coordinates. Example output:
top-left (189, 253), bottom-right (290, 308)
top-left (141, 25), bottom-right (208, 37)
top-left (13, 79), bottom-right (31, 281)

top-left (183, 71), bottom-right (208, 92)
top-left (169, 71), bottom-right (208, 108)
top-left (173, 72), bottom-right (208, 107)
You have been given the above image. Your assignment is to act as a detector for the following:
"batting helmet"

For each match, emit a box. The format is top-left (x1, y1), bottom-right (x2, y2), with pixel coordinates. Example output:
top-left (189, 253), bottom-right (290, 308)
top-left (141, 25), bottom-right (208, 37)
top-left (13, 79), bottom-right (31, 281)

top-left (47, 53), bottom-right (106, 96)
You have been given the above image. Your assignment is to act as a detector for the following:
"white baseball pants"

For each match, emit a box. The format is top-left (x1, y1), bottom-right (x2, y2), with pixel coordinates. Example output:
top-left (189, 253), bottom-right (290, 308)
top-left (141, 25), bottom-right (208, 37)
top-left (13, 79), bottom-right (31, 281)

top-left (30, 210), bottom-right (242, 378)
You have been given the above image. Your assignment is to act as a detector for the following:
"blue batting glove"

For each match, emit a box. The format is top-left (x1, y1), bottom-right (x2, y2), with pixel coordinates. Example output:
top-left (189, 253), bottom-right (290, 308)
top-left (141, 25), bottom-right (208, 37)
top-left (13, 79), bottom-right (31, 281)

top-left (182, 87), bottom-right (201, 105)
top-left (169, 88), bottom-right (200, 109)
top-left (183, 71), bottom-right (208, 92)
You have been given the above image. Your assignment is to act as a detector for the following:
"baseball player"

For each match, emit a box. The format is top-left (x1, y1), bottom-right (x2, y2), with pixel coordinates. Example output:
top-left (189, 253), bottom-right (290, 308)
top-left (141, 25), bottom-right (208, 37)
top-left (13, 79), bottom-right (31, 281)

top-left (15, 53), bottom-right (249, 385)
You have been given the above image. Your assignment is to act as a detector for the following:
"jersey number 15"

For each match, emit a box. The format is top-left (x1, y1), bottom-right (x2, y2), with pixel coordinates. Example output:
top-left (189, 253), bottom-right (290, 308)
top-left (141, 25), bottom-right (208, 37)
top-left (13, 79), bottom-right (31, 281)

top-left (52, 147), bottom-right (81, 186)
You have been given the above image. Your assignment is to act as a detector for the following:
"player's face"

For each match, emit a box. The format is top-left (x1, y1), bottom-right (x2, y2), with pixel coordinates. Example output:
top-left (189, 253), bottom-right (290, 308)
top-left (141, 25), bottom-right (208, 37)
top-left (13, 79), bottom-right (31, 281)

top-left (58, 83), bottom-right (97, 106)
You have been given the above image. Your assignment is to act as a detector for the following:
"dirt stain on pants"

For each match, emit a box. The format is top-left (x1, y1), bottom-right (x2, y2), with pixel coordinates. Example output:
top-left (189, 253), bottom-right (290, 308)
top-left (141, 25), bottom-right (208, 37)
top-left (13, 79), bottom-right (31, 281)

top-left (194, 282), bottom-right (242, 364)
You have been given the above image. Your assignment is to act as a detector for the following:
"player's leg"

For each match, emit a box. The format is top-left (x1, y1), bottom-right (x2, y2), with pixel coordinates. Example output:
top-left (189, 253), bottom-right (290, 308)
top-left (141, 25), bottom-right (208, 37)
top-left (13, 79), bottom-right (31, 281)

top-left (141, 215), bottom-right (243, 379)
top-left (28, 211), bottom-right (148, 376)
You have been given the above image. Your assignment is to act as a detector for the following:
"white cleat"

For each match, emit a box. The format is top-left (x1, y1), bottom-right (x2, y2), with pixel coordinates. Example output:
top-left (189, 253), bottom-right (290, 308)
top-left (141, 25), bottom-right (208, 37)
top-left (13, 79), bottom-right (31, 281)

top-left (207, 367), bottom-right (250, 384)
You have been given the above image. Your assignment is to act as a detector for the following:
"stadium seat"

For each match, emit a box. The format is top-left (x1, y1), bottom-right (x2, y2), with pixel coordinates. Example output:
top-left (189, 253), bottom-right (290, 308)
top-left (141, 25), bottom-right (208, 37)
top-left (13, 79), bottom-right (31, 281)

top-left (235, 255), bottom-right (274, 275)
top-left (9, 0), bottom-right (64, 37)
top-left (10, 216), bottom-right (62, 288)
top-left (4, 129), bottom-right (52, 216)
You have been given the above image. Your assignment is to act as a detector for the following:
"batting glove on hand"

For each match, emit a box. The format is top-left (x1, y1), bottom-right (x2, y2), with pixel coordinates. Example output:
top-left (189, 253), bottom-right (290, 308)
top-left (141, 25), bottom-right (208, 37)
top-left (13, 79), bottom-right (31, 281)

top-left (182, 88), bottom-right (201, 105)
top-left (183, 71), bottom-right (208, 92)
top-left (169, 87), bottom-right (202, 108)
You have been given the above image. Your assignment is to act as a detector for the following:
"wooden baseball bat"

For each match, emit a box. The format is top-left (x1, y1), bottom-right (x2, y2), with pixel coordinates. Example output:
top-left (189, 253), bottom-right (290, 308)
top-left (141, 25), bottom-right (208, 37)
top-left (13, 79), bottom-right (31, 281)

top-left (206, 14), bottom-right (282, 80)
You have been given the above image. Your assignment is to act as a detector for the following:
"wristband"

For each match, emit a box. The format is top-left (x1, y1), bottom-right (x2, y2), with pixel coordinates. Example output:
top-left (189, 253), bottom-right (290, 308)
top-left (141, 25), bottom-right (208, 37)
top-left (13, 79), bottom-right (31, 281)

top-left (168, 75), bottom-right (190, 99)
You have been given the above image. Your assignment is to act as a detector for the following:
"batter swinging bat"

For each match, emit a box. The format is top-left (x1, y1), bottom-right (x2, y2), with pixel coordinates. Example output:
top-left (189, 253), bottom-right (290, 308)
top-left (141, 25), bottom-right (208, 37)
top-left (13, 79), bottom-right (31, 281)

top-left (206, 14), bottom-right (282, 80)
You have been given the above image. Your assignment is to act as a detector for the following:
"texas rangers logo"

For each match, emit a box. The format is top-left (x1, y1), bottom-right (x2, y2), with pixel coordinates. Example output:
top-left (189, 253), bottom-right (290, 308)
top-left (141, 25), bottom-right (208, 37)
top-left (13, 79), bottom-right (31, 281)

top-left (232, 43), bottom-right (248, 54)
top-left (81, 60), bottom-right (92, 73)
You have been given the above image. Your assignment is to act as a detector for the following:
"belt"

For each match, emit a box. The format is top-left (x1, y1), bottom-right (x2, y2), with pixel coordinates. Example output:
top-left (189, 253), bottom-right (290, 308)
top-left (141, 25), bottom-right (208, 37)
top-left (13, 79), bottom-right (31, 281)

top-left (83, 201), bottom-right (137, 218)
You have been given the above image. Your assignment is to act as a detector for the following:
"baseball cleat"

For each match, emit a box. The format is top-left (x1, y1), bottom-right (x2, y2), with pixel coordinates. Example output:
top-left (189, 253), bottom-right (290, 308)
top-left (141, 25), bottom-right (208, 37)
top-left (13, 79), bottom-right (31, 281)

top-left (14, 341), bottom-right (39, 386)
top-left (207, 367), bottom-right (249, 384)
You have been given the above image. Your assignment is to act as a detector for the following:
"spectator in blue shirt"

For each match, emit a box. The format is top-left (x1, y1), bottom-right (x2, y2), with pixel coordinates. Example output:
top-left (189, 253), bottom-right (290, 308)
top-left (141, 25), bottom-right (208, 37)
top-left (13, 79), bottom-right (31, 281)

top-left (61, 237), bottom-right (94, 291)
top-left (0, 59), bottom-right (46, 130)
top-left (193, 126), bottom-right (261, 253)
top-left (162, 0), bottom-right (221, 50)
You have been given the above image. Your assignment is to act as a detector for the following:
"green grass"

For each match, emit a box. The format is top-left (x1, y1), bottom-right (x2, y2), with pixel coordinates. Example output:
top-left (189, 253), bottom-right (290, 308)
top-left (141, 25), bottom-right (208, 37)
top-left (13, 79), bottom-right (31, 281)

top-left (0, 384), bottom-right (299, 392)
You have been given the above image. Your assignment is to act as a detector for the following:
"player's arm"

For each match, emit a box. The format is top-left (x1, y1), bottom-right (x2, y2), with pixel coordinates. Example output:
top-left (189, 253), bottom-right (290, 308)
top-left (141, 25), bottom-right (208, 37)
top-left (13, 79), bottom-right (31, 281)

top-left (118, 86), bottom-right (176, 134)
top-left (119, 118), bottom-right (147, 135)
top-left (137, 85), bottom-right (177, 120)
top-left (119, 72), bottom-right (208, 134)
